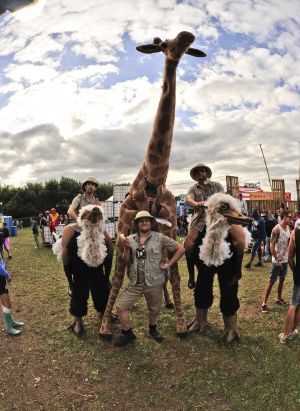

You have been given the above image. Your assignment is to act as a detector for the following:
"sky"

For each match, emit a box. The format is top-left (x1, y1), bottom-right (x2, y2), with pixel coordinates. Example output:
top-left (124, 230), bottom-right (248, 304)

top-left (0, 0), bottom-right (300, 198)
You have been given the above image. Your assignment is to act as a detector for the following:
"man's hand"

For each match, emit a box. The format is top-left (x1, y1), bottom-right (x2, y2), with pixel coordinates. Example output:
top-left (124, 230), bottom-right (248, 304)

top-left (197, 201), bottom-right (206, 207)
top-left (275, 260), bottom-right (283, 269)
top-left (119, 234), bottom-right (130, 248)
top-left (160, 261), bottom-right (169, 271)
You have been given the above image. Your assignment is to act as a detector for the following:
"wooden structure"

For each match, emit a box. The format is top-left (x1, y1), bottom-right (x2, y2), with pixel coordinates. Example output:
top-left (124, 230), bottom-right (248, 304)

top-left (226, 176), bottom-right (239, 198)
top-left (296, 180), bottom-right (300, 206)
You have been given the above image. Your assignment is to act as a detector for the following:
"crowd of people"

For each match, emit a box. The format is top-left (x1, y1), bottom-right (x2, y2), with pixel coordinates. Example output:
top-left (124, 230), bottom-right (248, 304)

top-left (1, 172), bottom-right (300, 348)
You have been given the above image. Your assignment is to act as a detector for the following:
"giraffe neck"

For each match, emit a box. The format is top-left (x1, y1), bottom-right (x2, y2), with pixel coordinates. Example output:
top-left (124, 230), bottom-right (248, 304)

top-left (142, 58), bottom-right (178, 187)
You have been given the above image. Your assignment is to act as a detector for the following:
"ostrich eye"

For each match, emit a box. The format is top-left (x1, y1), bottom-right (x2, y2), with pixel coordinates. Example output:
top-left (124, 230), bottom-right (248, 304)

top-left (219, 203), bottom-right (230, 212)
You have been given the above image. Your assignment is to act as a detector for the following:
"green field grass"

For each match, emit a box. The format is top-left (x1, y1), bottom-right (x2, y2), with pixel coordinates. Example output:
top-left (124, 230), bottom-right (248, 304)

top-left (1, 228), bottom-right (300, 411)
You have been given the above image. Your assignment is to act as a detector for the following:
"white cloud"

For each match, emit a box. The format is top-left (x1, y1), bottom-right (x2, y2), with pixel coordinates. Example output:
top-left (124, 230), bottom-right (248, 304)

top-left (0, 0), bottom-right (299, 200)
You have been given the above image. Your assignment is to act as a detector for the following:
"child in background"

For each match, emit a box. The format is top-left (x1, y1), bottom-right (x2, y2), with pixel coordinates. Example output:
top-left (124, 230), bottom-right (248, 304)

top-left (0, 255), bottom-right (24, 335)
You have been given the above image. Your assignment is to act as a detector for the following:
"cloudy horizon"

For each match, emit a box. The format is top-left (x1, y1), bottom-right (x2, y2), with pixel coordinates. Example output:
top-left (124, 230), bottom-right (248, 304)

top-left (0, 0), bottom-right (299, 198)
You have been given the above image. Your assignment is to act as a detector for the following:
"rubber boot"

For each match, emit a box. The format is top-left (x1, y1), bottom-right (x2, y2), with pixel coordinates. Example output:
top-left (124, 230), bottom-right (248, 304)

top-left (3, 312), bottom-right (21, 336)
top-left (220, 312), bottom-right (240, 343)
top-left (188, 308), bottom-right (208, 334)
top-left (10, 315), bottom-right (24, 327)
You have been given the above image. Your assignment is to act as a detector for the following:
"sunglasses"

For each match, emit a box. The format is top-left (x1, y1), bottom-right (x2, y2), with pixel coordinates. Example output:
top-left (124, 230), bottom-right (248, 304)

top-left (196, 168), bottom-right (207, 173)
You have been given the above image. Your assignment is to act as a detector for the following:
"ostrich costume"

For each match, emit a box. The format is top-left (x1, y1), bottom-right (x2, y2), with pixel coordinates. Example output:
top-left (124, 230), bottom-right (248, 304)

top-left (188, 193), bottom-right (250, 343)
top-left (54, 205), bottom-right (112, 325)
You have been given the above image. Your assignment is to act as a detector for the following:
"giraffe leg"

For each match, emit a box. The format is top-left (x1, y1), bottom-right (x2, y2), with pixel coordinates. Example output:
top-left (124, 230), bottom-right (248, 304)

top-left (163, 280), bottom-right (174, 309)
top-left (99, 252), bottom-right (126, 338)
top-left (99, 198), bottom-right (138, 338)
top-left (158, 197), bottom-right (187, 337)
top-left (161, 248), bottom-right (174, 308)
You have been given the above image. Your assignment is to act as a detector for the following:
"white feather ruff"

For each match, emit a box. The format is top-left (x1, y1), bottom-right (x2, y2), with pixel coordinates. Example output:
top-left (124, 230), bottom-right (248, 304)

top-left (52, 238), bottom-right (63, 262)
top-left (199, 193), bottom-right (241, 267)
top-left (76, 205), bottom-right (107, 267)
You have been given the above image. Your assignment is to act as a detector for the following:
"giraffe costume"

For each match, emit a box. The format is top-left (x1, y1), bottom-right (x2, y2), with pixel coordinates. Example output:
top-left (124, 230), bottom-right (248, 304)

top-left (100, 31), bottom-right (206, 339)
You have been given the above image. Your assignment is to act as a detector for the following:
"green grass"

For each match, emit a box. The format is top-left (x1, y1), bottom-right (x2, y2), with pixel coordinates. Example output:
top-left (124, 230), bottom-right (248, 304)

top-left (2, 229), bottom-right (300, 411)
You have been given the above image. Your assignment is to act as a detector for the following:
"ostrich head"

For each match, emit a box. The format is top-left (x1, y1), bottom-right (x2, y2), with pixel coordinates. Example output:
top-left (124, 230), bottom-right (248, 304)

top-left (199, 193), bottom-right (251, 267)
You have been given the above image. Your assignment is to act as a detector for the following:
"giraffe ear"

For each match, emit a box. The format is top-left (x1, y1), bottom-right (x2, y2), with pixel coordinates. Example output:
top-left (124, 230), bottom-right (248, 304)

top-left (136, 44), bottom-right (162, 54)
top-left (185, 47), bottom-right (206, 57)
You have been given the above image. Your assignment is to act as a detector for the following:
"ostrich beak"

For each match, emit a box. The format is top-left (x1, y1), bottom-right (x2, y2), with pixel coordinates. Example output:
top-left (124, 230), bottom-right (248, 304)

top-left (220, 209), bottom-right (252, 226)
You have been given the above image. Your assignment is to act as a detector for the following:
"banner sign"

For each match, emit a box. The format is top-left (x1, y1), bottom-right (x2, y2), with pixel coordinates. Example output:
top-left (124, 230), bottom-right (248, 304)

top-left (249, 192), bottom-right (291, 201)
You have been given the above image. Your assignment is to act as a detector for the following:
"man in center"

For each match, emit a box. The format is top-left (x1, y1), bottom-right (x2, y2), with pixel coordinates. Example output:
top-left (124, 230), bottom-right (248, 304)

top-left (114, 211), bottom-right (185, 347)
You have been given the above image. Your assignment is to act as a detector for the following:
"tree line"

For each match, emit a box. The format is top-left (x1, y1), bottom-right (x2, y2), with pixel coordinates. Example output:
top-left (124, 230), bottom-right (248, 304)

top-left (0, 177), bottom-right (114, 218)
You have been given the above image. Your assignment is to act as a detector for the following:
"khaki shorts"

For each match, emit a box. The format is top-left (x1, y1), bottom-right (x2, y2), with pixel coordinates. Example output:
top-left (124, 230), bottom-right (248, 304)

top-left (117, 281), bottom-right (163, 315)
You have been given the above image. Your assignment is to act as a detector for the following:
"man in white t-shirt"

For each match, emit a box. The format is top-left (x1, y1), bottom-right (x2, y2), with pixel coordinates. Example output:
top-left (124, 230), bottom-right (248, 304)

top-left (261, 211), bottom-right (291, 313)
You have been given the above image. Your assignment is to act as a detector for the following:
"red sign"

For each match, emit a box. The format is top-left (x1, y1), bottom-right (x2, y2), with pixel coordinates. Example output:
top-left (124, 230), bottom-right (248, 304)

top-left (249, 192), bottom-right (291, 201)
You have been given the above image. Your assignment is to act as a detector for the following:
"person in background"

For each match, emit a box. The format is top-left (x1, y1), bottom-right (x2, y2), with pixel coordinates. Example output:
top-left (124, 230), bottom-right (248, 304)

top-left (263, 212), bottom-right (277, 262)
top-left (39, 212), bottom-right (48, 243)
top-left (48, 208), bottom-right (60, 233)
top-left (2, 223), bottom-right (12, 259)
top-left (237, 193), bottom-right (248, 216)
top-left (245, 209), bottom-right (266, 269)
top-left (32, 219), bottom-right (40, 249)
top-left (278, 219), bottom-right (300, 343)
top-left (261, 211), bottom-right (291, 313)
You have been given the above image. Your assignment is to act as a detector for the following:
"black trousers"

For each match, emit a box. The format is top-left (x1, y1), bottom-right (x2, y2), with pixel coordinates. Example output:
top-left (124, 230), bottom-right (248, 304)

top-left (70, 268), bottom-right (110, 317)
top-left (194, 262), bottom-right (240, 317)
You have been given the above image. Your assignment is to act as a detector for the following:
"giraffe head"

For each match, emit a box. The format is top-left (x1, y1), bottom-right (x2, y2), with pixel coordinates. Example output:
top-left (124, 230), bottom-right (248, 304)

top-left (136, 31), bottom-right (206, 61)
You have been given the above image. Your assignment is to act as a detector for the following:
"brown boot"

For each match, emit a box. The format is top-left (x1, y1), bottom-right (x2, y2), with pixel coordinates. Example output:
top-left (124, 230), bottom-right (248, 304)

top-left (188, 309), bottom-right (208, 334)
top-left (220, 313), bottom-right (240, 343)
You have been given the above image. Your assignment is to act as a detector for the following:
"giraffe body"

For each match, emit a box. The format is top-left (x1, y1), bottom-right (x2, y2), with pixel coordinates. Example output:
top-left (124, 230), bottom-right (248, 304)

top-left (100, 32), bottom-right (205, 337)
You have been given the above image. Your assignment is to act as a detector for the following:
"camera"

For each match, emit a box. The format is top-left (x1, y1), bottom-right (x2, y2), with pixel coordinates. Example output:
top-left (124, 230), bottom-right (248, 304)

top-left (136, 246), bottom-right (146, 259)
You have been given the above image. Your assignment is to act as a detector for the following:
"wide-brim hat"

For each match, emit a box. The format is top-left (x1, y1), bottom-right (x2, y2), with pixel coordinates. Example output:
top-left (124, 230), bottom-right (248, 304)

top-left (82, 176), bottom-right (99, 191)
top-left (133, 211), bottom-right (155, 221)
top-left (190, 163), bottom-right (212, 180)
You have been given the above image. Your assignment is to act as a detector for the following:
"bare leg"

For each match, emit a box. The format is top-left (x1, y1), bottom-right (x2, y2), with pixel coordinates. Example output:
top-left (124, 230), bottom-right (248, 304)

top-left (117, 307), bottom-right (130, 331)
top-left (282, 305), bottom-right (297, 338)
top-left (148, 312), bottom-right (158, 327)
top-left (262, 281), bottom-right (275, 305)
top-left (163, 280), bottom-right (174, 308)
top-left (0, 293), bottom-right (11, 309)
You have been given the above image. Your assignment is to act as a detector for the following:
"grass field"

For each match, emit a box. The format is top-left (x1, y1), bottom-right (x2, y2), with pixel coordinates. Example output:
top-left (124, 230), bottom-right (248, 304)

top-left (1, 228), bottom-right (300, 411)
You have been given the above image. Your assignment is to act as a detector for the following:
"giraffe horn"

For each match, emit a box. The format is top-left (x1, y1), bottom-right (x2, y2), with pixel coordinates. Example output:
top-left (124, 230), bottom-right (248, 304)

top-left (185, 47), bottom-right (206, 58)
top-left (136, 44), bottom-right (162, 54)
